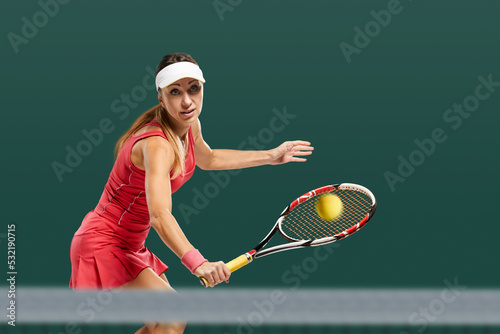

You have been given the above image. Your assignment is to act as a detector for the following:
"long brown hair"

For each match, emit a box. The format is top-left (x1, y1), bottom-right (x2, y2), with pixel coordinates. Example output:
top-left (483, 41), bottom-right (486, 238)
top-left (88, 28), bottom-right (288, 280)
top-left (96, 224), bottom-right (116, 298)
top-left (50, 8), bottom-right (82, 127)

top-left (114, 53), bottom-right (199, 179)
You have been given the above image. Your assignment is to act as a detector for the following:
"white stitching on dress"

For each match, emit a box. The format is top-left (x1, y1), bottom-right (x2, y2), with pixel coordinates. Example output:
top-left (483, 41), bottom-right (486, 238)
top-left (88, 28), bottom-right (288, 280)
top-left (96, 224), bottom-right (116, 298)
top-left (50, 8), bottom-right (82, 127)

top-left (117, 190), bottom-right (144, 225)
top-left (99, 164), bottom-right (135, 216)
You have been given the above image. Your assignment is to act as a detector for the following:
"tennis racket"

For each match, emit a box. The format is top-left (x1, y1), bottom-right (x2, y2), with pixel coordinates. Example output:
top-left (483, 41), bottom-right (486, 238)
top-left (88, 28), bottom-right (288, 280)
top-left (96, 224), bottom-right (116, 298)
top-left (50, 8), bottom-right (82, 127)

top-left (199, 183), bottom-right (377, 287)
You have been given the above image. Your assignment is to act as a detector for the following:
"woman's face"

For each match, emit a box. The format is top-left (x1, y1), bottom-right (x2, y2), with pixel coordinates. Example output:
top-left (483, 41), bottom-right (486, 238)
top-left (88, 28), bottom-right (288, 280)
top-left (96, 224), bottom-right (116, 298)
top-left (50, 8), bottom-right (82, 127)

top-left (159, 77), bottom-right (204, 125)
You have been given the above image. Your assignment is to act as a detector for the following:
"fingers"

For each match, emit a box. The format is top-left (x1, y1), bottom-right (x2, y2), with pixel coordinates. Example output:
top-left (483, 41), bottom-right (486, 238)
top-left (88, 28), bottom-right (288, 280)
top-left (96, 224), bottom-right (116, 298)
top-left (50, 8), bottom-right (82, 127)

top-left (286, 142), bottom-right (314, 153)
top-left (211, 268), bottom-right (222, 286)
top-left (202, 270), bottom-right (217, 288)
top-left (287, 141), bottom-right (313, 162)
top-left (222, 262), bottom-right (231, 283)
top-left (290, 157), bottom-right (307, 162)
top-left (291, 146), bottom-right (313, 152)
top-left (218, 261), bottom-right (231, 283)
top-left (291, 148), bottom-right (313, 156)
top-left (195, 261), bottom-right (231, 287)
top-left (288, 140), bottom-right (312, 147)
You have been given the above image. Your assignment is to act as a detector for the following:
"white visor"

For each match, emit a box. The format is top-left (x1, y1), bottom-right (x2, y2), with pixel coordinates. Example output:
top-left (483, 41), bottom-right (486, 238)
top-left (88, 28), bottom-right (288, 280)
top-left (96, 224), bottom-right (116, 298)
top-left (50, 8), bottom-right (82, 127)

top-left (155, 62), bottom-right (205, 91)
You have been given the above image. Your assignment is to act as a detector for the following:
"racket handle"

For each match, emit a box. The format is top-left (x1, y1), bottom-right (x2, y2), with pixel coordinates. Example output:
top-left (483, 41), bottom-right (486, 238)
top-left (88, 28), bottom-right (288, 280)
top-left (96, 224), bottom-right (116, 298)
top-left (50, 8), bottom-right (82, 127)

top-left (227, 254), bottom-right (252, 271)
top-left (199, 252), bottom-right (254, 288)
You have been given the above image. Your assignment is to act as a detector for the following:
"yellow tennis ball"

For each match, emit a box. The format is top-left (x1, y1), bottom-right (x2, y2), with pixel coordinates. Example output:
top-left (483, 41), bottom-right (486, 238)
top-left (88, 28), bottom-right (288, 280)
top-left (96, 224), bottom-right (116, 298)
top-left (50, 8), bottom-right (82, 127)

top-left (316, 194), bottom-right (343, 221)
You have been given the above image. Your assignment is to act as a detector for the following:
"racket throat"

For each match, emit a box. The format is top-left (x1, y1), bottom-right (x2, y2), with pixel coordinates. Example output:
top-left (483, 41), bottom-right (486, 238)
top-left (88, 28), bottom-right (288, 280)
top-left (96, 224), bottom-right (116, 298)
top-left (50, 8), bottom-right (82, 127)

top-left (241, 250), bottom-right (256, 264)
top-left (247, 250), bottom-right (256, 261)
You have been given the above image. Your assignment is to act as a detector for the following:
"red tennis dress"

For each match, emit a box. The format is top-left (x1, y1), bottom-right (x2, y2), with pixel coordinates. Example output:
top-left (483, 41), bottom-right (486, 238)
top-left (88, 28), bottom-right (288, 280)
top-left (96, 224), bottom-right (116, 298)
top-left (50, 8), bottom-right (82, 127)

top-left (69, 119), bottom-right (195, 290)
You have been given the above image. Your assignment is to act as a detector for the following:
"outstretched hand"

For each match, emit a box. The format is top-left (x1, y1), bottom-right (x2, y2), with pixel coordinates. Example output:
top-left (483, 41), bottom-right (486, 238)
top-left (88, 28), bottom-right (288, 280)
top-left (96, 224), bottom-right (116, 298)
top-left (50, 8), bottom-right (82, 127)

top-left (268, 140), bottom-right (314, 165)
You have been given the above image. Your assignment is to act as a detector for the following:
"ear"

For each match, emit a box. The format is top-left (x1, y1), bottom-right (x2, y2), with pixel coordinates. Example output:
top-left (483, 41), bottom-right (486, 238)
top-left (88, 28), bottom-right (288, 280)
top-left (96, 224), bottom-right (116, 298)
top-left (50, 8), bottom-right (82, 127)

top-left (158, 91), bottom-right (166, 108)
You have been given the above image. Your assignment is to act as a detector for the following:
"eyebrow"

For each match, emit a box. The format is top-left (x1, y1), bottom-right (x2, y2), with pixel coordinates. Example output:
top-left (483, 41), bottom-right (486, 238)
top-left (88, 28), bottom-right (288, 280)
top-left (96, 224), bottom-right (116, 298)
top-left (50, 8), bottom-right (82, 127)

top-left (168, 80), bottom-right (198, 88)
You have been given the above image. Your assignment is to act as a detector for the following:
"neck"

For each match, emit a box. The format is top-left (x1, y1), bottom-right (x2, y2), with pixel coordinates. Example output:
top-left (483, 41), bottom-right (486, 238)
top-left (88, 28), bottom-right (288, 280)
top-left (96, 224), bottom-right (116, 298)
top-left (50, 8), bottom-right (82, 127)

top-left (166, 115), bottom-right (190, 140)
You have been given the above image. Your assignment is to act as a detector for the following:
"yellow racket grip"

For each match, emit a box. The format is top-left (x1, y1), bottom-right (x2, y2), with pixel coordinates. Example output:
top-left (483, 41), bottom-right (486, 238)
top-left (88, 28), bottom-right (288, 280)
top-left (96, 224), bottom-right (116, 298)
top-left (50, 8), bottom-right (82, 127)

top-left (227, 254), bottom-right (252, 272)
top-left (199, 252), bottom-right (254, 288)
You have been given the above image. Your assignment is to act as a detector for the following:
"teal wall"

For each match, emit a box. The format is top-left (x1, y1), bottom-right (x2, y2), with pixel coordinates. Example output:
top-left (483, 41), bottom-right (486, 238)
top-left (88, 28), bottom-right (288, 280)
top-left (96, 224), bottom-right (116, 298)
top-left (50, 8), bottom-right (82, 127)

top-left (1, 0), bottom-right (499, 291)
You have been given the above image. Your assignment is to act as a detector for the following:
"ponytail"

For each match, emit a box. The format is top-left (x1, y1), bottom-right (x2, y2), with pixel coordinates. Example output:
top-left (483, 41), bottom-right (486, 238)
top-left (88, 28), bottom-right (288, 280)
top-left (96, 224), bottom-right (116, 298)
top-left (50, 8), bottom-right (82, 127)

top-left (114, 105), bottom-right (185, 179)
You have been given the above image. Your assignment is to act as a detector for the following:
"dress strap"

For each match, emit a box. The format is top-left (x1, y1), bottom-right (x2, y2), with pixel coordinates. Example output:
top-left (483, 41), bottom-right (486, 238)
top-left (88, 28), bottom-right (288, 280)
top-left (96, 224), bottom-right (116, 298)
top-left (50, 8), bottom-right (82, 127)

top-left (144, 118), bottom-right (161, 128)
top-left (132, 119), bottom-right (165, 141)
top-left (131, 130), bottom-right (166, 142)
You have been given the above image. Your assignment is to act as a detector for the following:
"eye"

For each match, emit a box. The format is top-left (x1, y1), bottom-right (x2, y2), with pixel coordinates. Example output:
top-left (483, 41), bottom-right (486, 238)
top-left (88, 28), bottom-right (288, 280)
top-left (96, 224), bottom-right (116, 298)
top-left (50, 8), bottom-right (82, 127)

top-left (170, 88), bottom-right (180, 96)
top-left (189, 85), bottom-right (200, 93)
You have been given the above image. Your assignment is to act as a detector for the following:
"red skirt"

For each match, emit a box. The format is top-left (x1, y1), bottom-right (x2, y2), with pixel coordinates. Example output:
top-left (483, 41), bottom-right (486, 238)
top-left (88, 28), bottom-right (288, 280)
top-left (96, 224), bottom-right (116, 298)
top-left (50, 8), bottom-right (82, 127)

top-left (69, 212), bottom-right (168, 290)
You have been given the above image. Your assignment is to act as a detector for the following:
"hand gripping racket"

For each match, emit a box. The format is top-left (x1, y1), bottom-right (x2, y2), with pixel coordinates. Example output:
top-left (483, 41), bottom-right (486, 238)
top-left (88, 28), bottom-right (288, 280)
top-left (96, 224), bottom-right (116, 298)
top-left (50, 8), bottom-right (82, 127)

top-left (199, 183), bottom-right (377, 287)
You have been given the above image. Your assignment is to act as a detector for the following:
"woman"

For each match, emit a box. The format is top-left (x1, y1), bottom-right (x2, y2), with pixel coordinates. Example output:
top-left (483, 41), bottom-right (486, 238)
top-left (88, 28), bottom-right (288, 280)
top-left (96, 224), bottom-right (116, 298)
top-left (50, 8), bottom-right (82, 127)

top-left (69, 53), bottom-right (313, 333)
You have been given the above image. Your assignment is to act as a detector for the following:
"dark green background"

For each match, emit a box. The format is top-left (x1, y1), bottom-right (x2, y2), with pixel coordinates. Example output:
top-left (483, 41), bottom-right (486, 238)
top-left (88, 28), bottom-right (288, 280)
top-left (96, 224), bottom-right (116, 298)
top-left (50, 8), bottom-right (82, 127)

top-left (1, 0), bottom-right (499, 292)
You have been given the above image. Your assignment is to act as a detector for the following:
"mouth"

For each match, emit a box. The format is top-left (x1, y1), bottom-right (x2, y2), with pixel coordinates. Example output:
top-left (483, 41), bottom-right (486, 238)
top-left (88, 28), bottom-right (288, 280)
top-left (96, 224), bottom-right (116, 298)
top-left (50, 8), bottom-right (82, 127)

top-left (180, 109), bottom-right (195, 117)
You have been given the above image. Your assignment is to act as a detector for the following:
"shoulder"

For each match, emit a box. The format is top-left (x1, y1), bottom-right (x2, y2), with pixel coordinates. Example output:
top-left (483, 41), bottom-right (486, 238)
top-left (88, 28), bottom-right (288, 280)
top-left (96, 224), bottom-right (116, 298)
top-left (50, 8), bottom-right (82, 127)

top-left (137, 136), bottom-right (175, 170)
top-left (141, 136), bottom-right (173, 155)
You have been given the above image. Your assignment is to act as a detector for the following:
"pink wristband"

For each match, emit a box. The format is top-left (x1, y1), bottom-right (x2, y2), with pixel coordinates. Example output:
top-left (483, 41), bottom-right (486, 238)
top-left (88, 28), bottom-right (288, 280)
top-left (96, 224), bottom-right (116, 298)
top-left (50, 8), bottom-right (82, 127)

top-left (181, 249), bottom-right (208, 274)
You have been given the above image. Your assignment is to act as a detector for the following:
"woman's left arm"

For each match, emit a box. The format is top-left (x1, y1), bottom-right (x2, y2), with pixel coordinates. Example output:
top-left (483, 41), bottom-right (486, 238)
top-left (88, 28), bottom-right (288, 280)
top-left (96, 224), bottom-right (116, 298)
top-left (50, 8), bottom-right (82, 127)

top-left (193, 119), bottom-right (314, 170)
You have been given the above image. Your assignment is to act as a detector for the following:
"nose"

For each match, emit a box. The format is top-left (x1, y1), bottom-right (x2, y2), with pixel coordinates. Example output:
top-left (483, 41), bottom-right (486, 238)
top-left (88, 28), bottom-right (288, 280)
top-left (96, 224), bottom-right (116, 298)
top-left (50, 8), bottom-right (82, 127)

top-left (181, 93), bottom-right (193, 109)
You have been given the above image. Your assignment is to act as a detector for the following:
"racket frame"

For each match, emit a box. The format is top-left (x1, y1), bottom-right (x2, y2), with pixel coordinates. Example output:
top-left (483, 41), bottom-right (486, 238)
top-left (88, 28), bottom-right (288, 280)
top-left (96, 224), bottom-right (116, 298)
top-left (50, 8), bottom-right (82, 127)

top-left (244, 183), bottom-right (377, 259)
top-left (199, 183), bottom-right (376, 287)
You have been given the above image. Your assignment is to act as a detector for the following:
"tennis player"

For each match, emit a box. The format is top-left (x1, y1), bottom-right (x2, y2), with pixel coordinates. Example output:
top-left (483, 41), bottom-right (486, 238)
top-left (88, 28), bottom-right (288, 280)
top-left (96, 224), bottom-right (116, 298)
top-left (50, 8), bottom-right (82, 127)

top-left (69, 53), bottom-right (313, 333)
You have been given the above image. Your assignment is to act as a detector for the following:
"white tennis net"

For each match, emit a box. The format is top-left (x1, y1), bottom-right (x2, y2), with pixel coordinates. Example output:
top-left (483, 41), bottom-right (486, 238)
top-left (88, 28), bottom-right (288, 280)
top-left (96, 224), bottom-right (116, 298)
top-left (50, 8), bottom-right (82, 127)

top-left (3, 287), bottom-right (499, 325)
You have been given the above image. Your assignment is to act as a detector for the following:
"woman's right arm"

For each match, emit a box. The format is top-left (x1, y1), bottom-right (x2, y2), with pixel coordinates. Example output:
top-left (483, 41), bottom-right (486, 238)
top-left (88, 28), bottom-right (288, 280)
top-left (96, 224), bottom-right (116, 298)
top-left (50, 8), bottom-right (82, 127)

top-left (142, 136), bottom-right (230, 287)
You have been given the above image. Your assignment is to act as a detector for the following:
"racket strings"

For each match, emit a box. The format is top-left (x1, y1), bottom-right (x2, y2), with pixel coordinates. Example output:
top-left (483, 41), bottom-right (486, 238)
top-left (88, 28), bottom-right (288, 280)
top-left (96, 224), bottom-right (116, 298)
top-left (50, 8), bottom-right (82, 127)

top-left (280, 189), bottom-right (373, 241)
